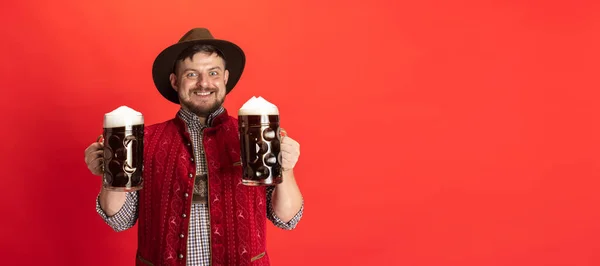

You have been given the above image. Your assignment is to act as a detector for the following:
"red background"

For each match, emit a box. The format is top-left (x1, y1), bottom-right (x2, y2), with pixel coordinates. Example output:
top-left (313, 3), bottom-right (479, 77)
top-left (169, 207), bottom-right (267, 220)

top-left (1, 0), bottom-right (599, 265)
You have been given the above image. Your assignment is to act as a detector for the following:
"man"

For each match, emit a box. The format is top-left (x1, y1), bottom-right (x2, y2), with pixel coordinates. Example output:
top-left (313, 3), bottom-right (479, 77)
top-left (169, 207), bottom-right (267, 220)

top-left (84, 28), bottom-right (304, 266)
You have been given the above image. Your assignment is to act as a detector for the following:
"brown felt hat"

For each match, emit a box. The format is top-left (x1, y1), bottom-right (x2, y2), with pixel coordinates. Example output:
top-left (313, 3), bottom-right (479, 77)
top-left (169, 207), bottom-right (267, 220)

top-left (152, 28), bottom-right (246, 104)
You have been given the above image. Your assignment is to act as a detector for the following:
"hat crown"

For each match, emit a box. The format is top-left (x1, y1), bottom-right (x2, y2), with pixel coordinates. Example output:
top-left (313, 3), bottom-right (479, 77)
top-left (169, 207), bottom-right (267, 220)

top-left (178, 28), bottom-right (215, 43)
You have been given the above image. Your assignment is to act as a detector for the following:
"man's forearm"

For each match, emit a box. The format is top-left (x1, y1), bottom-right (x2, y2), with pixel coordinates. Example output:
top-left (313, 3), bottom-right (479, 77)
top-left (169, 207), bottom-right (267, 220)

top-left (96, 190), bottom-right (139, 232)
top-left (271, 169), bottom-right (303, 222)
top-left (98, 188), bottom-right (127, 217)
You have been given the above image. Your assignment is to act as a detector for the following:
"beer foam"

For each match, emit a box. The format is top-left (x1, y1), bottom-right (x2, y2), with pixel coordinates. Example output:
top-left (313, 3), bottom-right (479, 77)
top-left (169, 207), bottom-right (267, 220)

top-left (104, 106), bottom-right (144, 128)
top-left (238, 96), bottom-right (279, 115)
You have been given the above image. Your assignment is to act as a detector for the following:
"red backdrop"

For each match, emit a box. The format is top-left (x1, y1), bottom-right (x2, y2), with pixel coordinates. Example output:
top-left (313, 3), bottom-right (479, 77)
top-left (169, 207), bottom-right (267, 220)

top-left (1, 0), bottom-right (599, 265)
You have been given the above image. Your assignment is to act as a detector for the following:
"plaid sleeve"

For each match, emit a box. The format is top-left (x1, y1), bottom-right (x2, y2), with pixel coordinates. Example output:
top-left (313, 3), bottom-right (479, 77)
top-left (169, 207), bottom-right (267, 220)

top-left (266, 186), bottom-right (304, 230)
top-left (96, 191), bottom-right (139, 232)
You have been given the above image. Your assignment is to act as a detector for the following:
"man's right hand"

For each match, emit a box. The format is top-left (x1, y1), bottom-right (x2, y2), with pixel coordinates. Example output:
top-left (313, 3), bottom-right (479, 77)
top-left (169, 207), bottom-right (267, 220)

top-left (84, 142), bottom-right (104, 176)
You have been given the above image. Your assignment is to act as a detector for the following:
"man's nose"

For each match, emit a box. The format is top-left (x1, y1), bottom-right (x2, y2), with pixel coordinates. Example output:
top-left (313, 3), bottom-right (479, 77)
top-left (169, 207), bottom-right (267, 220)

top-left (197, 73), bottom-right (210, 88)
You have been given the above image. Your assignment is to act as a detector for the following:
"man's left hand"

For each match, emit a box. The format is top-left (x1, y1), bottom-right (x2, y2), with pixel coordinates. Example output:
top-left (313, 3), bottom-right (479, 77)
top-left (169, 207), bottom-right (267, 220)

top-left (280, 132), bottom-right (300, 171)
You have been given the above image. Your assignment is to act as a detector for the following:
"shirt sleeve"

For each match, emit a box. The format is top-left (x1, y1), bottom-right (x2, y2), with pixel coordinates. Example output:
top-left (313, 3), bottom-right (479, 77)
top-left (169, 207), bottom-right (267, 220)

top-left (266, 186), bottom-right (304, 230)
top-left (96, 191), bottom-right (139, 232)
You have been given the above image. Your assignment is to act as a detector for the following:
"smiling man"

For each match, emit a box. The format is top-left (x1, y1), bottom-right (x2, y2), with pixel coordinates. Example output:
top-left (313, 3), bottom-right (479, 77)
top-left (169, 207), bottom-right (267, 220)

top-left (171, 45), bottom-right (228, 118)
top-left (84, 28), bottom-right (304, 266)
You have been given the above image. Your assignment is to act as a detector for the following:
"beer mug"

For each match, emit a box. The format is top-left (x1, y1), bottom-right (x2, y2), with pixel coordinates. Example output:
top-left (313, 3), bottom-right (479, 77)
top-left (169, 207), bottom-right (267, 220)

top-left (238, 96), bottom-right (283, 186)
top-left (100, 106), bottom-right (144, 191)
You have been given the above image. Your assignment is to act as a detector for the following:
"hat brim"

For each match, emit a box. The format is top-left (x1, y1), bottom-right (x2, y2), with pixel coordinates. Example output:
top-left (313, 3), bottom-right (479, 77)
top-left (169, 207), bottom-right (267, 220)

top-left (152, 39), bottom-right (246, 104)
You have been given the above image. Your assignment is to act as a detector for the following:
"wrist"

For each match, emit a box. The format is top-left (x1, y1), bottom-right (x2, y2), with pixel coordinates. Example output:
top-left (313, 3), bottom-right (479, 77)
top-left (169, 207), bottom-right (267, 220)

top-left (282, 168), bottom-right (294, 175)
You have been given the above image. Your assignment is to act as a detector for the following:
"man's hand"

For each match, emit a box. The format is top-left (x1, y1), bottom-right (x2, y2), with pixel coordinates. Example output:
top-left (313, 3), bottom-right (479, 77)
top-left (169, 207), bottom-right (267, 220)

top-left (84, 141), bottom-right (104, 176)
top-left (280, 133), bottom-right (300, 171)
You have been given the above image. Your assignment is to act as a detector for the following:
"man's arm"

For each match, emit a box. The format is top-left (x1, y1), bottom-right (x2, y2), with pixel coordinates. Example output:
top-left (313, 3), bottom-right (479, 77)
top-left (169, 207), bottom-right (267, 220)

top-left (266, 170), bottom-right (304, 230)
top-left (86, 141), bottom-right (138, 232)
top-left (266, 134), bottom-right (304, 229)
top-left (96, 190), bottom-right (139, 232)
top-left (98, 189), bottom-right (127, 216)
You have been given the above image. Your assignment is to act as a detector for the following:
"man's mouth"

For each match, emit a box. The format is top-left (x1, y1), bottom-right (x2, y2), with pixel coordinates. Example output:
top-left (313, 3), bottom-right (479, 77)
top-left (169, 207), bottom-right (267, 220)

top-left (193, 91), bottom-right (213, 96)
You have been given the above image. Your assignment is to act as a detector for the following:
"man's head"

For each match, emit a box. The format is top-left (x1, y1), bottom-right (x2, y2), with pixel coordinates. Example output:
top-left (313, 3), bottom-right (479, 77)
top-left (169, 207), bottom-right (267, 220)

top-left (169, 44), bottom-right (229, 117)
top-left (151, 28), bottom-right (246, 108)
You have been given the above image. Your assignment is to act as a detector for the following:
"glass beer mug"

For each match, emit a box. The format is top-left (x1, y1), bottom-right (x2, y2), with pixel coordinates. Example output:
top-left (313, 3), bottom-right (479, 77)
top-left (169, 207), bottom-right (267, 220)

top-left (100, 106), bottom-right (144, 191)
top-left (238, 96), bottom-right (284, 186)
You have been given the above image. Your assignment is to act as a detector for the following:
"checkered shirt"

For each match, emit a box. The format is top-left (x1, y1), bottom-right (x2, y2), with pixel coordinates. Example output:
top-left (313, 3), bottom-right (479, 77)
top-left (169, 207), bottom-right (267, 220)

top-left (96, 106), bottom-right (304, 266)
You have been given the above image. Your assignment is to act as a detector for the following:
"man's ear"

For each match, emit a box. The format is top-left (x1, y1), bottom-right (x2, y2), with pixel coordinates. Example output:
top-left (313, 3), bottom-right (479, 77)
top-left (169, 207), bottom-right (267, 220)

top-left (224, 69), bottom-right (229, 85)
top-left (169, 73), bottom-right (178, 91)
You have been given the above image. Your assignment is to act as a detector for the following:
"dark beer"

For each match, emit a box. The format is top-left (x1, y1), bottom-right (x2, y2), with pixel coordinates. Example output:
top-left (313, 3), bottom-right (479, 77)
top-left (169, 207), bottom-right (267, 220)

top-left (238, 97), bottom-right (282, 186)
top-left (102, 106), bottom-right (144, 191)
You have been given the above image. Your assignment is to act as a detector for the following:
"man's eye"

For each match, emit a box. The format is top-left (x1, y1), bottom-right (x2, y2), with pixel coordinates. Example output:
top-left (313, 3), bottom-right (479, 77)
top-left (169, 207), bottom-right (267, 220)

top-left (209, 71), bottom-right (218, 76)
top-left (187, 73), bottom-right (198, 77)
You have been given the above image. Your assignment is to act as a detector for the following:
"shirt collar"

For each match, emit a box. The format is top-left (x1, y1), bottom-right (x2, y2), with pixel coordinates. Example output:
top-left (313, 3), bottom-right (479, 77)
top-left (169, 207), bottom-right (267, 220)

top-left (177, 106), bottom-right (225, 128)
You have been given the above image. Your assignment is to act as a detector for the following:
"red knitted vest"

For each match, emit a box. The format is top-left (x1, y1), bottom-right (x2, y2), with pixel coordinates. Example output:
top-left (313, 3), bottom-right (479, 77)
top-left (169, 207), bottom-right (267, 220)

top-left (135, 110), bottom-right (270, 266)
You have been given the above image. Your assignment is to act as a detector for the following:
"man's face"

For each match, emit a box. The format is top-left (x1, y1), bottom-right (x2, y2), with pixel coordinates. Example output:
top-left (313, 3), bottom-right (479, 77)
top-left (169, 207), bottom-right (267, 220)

top-left (170, 52), bottom-right (229, 117)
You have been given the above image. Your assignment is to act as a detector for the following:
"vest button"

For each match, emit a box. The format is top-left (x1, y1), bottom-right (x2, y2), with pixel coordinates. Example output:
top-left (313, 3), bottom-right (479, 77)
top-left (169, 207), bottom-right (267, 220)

top-left (178, 254), bottom-right (183, 259)
top-left (184, 193), bottom-right (189, 198)
top-left (190, 157), bottom-right (194, 162)
top-left (188, 173), bottom-right (193, 178)
top-left (180, 234), bottom-right (184, 238)
top-left (182, 213), bottom-right (187, 218)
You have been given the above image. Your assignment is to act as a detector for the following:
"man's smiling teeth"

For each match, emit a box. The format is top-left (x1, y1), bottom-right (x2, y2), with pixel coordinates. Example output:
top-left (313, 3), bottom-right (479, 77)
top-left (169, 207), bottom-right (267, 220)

top-left (194, 91), bottom-right (211, 96)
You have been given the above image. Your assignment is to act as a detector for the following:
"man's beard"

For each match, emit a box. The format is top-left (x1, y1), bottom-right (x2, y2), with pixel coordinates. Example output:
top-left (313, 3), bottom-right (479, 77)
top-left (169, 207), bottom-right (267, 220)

top-left (179, 90), bottom-right (225, 117)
